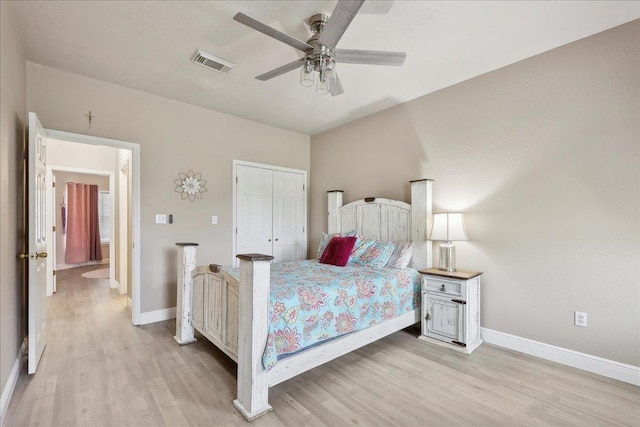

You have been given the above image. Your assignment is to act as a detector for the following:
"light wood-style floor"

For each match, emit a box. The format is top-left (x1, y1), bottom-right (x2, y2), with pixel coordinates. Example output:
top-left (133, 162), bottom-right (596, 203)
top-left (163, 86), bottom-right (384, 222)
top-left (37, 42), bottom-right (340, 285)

top-left (4, 265), bottom-right (639, 426)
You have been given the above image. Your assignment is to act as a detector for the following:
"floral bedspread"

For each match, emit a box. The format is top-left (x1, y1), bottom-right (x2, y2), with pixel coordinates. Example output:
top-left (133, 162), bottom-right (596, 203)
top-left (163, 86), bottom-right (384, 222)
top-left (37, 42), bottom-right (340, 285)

top-left (225, 260), bottom-right (421, 370)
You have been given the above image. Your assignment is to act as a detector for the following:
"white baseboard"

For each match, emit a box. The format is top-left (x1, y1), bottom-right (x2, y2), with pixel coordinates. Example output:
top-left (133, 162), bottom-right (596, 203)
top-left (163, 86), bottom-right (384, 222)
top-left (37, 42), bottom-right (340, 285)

top-left (0, 341), bottom-right (26, 425)
top-left (56, 258), bottom-right (109, 271)
top-left (481, 328), bottom-right (640, 386)
top-left (139, 306), bottom-right (176, 325)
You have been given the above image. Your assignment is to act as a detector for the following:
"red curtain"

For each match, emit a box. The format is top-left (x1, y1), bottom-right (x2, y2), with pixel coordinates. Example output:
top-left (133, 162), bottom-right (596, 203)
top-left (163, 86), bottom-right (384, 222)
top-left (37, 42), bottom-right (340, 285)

top-left (65, 183), bottom-right (103, 264)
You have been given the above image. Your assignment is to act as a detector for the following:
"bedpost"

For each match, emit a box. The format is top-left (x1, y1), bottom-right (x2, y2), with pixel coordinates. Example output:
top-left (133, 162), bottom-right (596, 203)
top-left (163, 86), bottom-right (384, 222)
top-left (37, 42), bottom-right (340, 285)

top-left (233, 253), bottom-right (274, 421)
top-left (174, 242), bottom-right (199, 345)
top-left (327, 190), bottom-right (344, 234)
top-left (410, 179), bottom-right (433, 270)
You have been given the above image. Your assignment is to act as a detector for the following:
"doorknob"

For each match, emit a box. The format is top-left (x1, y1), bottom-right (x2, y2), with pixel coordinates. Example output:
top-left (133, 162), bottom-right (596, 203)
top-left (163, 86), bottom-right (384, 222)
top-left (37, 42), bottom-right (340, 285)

top-left (268, 239), bottom-right (271, 242)
top-left (18, 252), bottom-right (48, 260)
top-left (275, 238), bottom-right (279, 242)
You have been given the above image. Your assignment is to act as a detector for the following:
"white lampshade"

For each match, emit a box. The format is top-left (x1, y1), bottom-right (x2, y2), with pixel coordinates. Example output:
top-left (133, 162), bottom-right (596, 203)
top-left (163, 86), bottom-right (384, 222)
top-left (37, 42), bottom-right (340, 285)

top-left (430, 213), bottom-right (468, 242)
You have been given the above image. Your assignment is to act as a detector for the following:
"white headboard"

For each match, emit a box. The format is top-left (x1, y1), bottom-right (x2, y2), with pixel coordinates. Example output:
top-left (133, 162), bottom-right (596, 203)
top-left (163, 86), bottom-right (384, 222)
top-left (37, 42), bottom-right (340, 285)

top-left (327, 179), bottom-right (433, 270)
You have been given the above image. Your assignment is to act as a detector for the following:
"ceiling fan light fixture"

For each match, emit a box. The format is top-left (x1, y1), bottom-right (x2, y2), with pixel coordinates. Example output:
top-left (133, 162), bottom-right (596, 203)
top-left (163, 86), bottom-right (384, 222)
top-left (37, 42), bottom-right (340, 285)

top-left (300, 60), bottom-right (315, 87)
top-left (315, 58), bottom-right (332, 95)
top-left (316, 77), bottom-right (329, 95)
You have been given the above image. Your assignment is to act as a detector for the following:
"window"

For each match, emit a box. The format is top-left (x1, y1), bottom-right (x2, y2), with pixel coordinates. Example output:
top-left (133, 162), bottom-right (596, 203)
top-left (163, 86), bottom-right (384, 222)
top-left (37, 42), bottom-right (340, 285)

top-left (98, 191), bottom-right (110, 244)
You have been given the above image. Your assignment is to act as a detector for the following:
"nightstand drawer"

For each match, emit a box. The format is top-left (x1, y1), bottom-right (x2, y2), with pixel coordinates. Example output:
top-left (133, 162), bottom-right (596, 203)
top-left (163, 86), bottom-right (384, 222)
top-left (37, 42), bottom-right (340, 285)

top-left (424, 278), bottom-right (462, 297)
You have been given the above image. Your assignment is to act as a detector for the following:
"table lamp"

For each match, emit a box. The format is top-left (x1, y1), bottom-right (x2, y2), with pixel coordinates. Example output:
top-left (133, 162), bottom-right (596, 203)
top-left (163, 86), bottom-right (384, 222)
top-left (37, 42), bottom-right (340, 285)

top-left (429, 212), bottom-right (468, 272)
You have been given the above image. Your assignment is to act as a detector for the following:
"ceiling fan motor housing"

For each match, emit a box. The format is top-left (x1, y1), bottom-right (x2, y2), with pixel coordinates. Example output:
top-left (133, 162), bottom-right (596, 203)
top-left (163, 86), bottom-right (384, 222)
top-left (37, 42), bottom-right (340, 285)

top-left (307, 14), bottom-right (329, 34)
top-left (305, 14), bottom-right (335, 73)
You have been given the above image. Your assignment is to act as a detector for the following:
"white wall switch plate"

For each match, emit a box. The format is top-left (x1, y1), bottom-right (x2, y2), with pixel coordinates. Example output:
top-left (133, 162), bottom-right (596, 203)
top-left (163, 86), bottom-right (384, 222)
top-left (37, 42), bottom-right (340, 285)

top-left (155, 214), bottom-right (167, 224)
top-left (211, 215), bottom-right (218, 225)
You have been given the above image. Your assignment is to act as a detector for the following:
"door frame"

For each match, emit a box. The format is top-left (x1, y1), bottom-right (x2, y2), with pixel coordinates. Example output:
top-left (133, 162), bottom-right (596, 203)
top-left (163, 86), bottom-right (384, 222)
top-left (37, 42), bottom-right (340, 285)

top-left (44, 129), bottom-right (142, 325)
top-left (119, 159), bottom-right (130, 297)
top-left (232, 160), bottom-right (308, 267)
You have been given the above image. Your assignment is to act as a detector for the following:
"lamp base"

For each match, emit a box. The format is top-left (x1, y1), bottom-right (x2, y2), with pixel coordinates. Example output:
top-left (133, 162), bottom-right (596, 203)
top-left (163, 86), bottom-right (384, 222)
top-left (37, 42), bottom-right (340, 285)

top-left (438, 242), bottom-right (456, 272)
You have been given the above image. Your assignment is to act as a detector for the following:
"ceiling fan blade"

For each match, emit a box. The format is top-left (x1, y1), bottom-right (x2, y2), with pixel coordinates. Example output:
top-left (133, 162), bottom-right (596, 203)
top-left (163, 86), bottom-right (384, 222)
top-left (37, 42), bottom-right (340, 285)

top-left (335, 49), bottom-right (406, 66)
top-left (317, 0), bottom-right (365, 50)
top-left (330, 73), bottom-right (344, 97)
top-left (256, 57), bottom-right (305, 81)
top-left (234, 13), bottom-right (312, 52)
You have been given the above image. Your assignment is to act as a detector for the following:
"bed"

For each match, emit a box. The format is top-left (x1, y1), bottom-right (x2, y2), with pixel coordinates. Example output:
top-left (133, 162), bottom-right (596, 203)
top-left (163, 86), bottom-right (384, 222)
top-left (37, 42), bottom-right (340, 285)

top-left (174, 179), bottom-right (433, 421)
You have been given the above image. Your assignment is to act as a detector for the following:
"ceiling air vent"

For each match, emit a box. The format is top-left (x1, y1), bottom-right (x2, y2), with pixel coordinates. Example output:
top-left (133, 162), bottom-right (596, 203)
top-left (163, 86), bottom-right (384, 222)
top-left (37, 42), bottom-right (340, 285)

top-left (191, 50), bottom-right (234, 74)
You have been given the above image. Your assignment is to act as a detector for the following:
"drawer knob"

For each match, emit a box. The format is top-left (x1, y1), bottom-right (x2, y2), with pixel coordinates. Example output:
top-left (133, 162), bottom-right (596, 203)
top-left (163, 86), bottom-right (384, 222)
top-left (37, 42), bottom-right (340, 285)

top-left (440, 284), bottom-right (446, 292)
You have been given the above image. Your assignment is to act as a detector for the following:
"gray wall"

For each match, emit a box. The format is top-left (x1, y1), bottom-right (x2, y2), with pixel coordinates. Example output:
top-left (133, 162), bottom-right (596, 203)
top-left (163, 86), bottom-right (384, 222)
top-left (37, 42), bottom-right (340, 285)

top-left (310, 21), bottom-right (639, 366)
top-left (26, 63), bottom-right (311, 313)
top-left (0, 1), bottom-right (27, 401)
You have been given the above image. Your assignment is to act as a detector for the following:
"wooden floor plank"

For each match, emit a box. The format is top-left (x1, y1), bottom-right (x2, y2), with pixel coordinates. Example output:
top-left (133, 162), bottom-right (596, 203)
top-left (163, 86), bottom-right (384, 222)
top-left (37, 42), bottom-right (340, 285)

top-left (4, 264), bottom-right (639, 426)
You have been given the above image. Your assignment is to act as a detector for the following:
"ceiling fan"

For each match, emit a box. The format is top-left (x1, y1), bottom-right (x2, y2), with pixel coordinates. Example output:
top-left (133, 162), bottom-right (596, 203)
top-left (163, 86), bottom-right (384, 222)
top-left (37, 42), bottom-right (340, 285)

top-left (233, 0), bottom-right (406, 96)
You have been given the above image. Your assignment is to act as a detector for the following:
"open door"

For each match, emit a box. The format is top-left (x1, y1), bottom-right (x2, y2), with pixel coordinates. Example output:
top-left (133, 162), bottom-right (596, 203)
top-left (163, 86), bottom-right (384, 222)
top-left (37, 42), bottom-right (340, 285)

top-left (26, 112), bottom-right (49, 374)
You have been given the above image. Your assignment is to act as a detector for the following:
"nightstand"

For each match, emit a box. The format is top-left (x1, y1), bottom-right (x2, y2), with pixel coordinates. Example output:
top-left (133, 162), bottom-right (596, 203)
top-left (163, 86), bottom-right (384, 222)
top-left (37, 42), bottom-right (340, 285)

top-left (418, 268), bottom-right (483, 354)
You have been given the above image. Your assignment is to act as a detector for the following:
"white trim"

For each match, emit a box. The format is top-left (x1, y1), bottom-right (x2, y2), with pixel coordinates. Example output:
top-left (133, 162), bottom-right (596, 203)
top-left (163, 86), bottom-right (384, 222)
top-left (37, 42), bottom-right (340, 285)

top-left (118, 159), bottom-right (130, 297)
top-left (481, 327), bottom-right (640, 386)
top-left (45, 129), bottom-right (142, 326)
top-left (48, 165), bottom-right (113, 176)
top-left (139, 306), bottom-right (176, 325)
top-left (0, 341), bottom-right (26, 425)
top-left (55, 258), bottom-right (109, 270)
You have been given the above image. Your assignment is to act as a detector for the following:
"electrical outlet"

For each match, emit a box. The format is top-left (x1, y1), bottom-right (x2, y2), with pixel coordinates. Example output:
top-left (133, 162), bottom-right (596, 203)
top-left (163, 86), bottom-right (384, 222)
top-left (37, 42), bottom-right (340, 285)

top-left (575, 311), bottom-right (587, 327)
top-left (155, 214), bottom-right (167, 224)
top-left (211, 215), bottom-right (218, 225)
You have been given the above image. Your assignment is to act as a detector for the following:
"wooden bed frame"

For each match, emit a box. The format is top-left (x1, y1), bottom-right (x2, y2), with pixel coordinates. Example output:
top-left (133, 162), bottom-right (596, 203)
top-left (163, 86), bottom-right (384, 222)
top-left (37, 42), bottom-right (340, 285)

top-left (174, 179), bottom-right (433, 421)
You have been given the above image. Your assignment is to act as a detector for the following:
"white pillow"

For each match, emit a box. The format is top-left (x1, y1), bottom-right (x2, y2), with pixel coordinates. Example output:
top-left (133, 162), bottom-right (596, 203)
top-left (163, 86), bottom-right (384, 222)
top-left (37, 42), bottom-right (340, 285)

top-left (385, 241), bottom-right (413, 269)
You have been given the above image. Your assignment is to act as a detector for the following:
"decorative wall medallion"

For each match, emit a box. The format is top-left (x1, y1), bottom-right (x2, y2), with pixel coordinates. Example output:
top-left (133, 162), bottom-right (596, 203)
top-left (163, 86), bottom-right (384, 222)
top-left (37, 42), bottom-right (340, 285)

top-left (175, 170), bottom-right (207, 201)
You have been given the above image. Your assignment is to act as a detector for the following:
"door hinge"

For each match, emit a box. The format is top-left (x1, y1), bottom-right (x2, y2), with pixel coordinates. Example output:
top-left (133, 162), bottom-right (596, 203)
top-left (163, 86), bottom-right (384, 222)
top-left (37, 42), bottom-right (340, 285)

top-left (451, 341), bottom-right (466, 347)
top-left (303, 184), bottom-right (305, 191)
top-left (235, 227), bottom-right (238, 235)
top-left (302, 226), bottom-right (305, 233)
top-left (236, 176), bottom-right (238, 184)
top-left (451, 299), bottom-right (466, 305)
top-left (52, 226), bottom-right (56, 232)
top-left (53, 270), bottom-right (56, 276)
top-left (52, 182), bottom-right (56, 188)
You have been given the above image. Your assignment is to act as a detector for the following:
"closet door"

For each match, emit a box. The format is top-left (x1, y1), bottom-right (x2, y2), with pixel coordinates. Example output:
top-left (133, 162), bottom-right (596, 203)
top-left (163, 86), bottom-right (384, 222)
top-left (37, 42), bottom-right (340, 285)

top-left (236, 165), bottom-right (273, 257)
top-left (272, 171), bottom-right (305, 263)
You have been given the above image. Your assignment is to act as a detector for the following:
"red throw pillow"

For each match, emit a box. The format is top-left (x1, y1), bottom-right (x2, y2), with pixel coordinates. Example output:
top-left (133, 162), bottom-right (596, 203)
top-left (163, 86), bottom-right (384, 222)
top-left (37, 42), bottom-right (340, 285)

top-left (319, 236), bottom-right (357, 267)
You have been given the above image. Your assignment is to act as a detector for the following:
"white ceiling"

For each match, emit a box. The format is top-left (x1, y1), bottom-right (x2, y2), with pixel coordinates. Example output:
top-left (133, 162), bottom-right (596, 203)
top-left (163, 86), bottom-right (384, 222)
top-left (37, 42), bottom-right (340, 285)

top-left (8, 1), bottom-right (639, 136)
